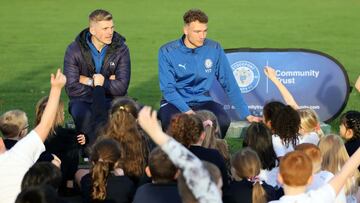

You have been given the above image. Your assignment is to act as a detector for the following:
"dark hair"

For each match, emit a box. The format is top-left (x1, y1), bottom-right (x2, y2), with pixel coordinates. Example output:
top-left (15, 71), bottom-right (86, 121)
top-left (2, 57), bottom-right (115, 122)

top-left (16, 185), bottom-right (61, 203)
top-left (166, 114), bottom-right (204, 147)
top-left (148, 147), bottom-right (177, 183)
top-left (243, 122), bottom-right (277, 170)
top-left (183, 9), bottom-right (208, 24)
top-left (263, 101), bottom-right (286, 126)
top-left (177, 161), bottom-right (221, 203)
top-left (21, 162), bottom-right (62, 191)
top-left (89, 9), bottom-right (112, 22)
top-left (340, 111), bottom-right (360, 140)
top-left (272, 105), bottom-right (300, 147)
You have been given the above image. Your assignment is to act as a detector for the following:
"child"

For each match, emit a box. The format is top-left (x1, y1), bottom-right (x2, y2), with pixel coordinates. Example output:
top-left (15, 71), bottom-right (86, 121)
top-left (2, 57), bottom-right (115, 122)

top-left (264, 66), bottom-right (323, 145)
top-left (0, 69), bottom-right (66, 203)
top-left (196, 110), bottom-right (231, 170)
top-left (319, 134), bottom-right (360, 202)
top-left (271, 105), bottom-right (300, 158)
top-left (243, 122), bottom-right (279, 187)
top-left (339, 111), bottom-right (360, 157)
top-left (167, 113), bottom-right (229, 188)
top-left (21, 162), bottom-right (62, 191)
top-left (133, 147), bottom-right (181, 203)
top-left (35, 96), bottom-right (85, 195)
top-left (297, 108), bottom-right (323, 145)
top-left (138, 106), bottom-right (222, 203)
top-left (223, 147), bottom-right (278, 203)
top-left (294, 143), bottom-right (346, 202)
top-left (269, 146), bottom-right (360, 203)
top-left (0, 110), bottom-right (29, 149)
top-left (80, 138), bottom-right (136, 203)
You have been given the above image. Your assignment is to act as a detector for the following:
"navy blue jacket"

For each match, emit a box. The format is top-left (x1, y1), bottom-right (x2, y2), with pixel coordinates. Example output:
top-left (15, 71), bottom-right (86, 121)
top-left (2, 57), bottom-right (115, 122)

top-left (158, 36), bottom-right (250, 119)
top-left (64, 28), bottom-right (131, 102)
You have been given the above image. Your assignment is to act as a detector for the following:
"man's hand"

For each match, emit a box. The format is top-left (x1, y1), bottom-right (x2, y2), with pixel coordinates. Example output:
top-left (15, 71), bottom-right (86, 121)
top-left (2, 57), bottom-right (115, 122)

top-left (79, 75), bottom-right (93, 86)
top-left (185, 109), bottom-right (195, 115)
top-left (93, 74), bottom-right (105, 87)
top-left (51, 69), bottom-right (66, 89)
top-left (355, 76), bottom-right (360, 93)
top-left (246, 115), bottom-right (262, 123)
top-left (109, 75), bottom-right (116, 80)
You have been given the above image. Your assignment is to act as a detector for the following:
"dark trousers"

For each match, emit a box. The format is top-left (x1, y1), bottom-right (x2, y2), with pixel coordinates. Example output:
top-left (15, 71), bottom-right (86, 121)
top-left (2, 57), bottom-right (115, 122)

top-left (69, 99), bottom-right (111, 143)
top-left (158, 101), bottom-right (231, 138)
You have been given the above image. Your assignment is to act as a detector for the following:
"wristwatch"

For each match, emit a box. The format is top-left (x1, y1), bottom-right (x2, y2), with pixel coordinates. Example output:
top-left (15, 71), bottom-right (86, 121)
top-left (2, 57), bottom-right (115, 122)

top-left (87, 78), bottom-right (93, 86)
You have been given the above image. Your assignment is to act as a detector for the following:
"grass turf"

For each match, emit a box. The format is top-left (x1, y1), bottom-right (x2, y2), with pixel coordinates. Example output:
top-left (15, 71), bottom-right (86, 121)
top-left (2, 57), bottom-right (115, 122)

top-left (0, 0), bottom-right (359, 144)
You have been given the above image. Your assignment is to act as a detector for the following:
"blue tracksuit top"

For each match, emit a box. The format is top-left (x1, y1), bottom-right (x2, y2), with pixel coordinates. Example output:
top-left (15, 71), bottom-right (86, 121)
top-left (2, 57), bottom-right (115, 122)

top-left (158, 36), bottom-right (250, 120)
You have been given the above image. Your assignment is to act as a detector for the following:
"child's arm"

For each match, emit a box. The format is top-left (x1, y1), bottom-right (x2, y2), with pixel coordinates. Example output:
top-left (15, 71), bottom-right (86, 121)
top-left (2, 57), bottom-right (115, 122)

top-left (34, 69), bottom-right (66, 142)
top-left (138, 107), bottom-right (222, 202)
top-left (329, 146), bottom-right (360, 195)
top-left (264, 66), bottom-right (299, 110)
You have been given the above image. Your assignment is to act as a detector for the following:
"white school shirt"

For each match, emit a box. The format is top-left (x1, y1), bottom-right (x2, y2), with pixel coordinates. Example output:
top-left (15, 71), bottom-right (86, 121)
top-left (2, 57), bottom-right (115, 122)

top-left (298, 132), bottom-right (320, 145)
top-left (269, 184), bottom-right (336, 203)
top-left (259, 167), bottom-right (280, 188)
top-left (0, 130), bottom-right (45, 203)
top-left (307, 170), bottom-right (347, 203)
top-left (272, 134), bottom-right (295, 158)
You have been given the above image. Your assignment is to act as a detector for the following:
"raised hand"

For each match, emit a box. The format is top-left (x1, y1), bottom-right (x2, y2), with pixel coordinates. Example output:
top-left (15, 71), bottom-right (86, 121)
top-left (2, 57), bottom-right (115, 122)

top-left (51, 69), bottom-right (66, 89)
top-left (264, 66), bottom-right (277, 81)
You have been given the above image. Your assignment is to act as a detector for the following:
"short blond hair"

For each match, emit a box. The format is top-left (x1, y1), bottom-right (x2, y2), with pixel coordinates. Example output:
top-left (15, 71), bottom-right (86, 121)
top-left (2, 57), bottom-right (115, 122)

top-left (89, 9), bottom-right (112, 25)
top-left (0, 110), bottom-right (28, 138)
top-left (298, 108), bottom-right (324, 137)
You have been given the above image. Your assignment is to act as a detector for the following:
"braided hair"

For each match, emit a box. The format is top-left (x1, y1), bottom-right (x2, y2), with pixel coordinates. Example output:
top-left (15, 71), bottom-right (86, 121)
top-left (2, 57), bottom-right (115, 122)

top-left (340, 111), bottom-right (360, 140)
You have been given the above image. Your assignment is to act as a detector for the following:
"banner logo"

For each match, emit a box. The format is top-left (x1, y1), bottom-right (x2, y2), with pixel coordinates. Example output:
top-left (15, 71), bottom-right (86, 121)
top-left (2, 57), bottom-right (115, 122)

top-left (231, 61), bottom-right (260, 93)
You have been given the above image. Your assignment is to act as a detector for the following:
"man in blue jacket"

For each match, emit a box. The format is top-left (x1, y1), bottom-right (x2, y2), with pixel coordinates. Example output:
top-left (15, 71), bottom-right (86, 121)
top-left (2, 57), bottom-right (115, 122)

top-left (158, 9), bottom-right (259, 137)
top-left (64, 9), bottom-right (130, 143)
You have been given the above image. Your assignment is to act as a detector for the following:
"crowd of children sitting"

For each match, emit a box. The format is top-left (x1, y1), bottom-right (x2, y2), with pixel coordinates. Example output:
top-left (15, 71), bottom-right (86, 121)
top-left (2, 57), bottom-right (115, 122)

top-left (1, 67), bottom-right (360, 203)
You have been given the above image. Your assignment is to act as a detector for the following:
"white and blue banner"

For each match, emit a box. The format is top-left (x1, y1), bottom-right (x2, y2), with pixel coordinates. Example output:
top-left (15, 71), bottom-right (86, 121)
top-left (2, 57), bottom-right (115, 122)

top-left (210, 48), bottom-right (350, 122)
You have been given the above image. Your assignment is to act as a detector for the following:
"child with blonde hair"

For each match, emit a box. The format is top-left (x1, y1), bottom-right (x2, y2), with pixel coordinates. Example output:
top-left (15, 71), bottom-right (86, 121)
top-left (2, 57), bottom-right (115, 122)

top-left (0, 110), bottom-right (29, 149)
top-left (223, 147), bottom-right (278, 203)
top-left (319, 134), bottom-right (360, 202)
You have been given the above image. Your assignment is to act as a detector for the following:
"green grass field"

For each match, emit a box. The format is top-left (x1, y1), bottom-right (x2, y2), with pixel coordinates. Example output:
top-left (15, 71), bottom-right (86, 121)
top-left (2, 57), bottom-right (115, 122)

top-left (0, 0), bottom-right (359, 136)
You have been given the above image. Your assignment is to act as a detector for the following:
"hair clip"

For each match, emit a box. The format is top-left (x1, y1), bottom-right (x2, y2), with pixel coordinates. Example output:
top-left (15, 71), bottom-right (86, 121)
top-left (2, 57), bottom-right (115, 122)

top-left (247, 176), bottom-right (263, 185)
top-left (203, 120), bottom-right (213, 127)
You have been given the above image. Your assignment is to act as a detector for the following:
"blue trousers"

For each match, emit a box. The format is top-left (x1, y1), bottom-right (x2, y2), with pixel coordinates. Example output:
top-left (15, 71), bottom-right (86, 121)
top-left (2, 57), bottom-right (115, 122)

top-left (69, 99), bottom-right (111, 143)
top-left (158, 101), bottom-right (230, 138)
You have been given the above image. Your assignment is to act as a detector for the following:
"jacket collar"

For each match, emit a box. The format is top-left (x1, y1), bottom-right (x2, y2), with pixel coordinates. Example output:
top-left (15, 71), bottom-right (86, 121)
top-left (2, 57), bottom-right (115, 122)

top-left (178, 34), bottom-right (207, 54)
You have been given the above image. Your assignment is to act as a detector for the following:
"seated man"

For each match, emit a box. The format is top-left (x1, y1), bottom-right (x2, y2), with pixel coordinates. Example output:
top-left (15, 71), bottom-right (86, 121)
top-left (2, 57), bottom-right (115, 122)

top-left (64, 9), bottom-right (130, 143)
top-left (158, 9), bottom-right (258, 137)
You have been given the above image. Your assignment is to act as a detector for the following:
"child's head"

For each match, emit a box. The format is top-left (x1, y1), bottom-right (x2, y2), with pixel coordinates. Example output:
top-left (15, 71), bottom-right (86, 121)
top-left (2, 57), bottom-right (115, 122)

top-left (279, 150), bottom-right (313, 187)
top-left (0, 110), bottom-right (28, 139)
top-left (35, 96), bottom-right (64, 133)
top-left (272, 105), bottom-right (300, 147)
top-left (231, 147), bottom-right (267, 203)
top-left (295, 143), bottom-right (322, 173)
top-left (196, 110), bottom-right (221, 146)
top-left (146, 147), bottom-right (177, 184)
top-left (339, 111), bottom-right (360, 141)
top-left (177, 161), bottom-right (222, 203)
top-left (167, 113), bottom-right (204, 147)
top-left (104, 97), bottom-right (146, 177)
top-left (21, 162), bottom-right (62, 191)
top-left (318, 134), bottom-right (348, 174)
top-left (243, 122), bottom-right (277, 170)
top-left (15, 185), bottom-right (61, 203)
top-left (298, 108), bottom-right (324, 137)
top-left (318, 134), bottom-right (359, 195)
top-left (262, 101), bottom-right (285, 129)
top-left (90, 138), bottom-right (122, 201)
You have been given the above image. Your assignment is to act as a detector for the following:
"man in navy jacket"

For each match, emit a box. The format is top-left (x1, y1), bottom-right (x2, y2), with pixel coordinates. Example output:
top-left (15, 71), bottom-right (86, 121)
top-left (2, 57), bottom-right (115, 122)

top-left (64, 9), bottom-right (130, 143)
top-left (158, 9), bottom-right (259, 137)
